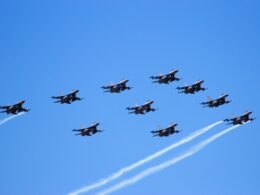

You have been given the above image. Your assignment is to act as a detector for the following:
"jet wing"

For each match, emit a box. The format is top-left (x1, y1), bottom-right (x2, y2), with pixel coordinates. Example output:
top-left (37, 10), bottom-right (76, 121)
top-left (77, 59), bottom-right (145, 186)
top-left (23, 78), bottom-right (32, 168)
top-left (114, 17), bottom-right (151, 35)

top-left (201, 101), bottom-right (209, 106)
top-left (166, 72), bottom-right (176, 77)
top-left (51, 95), bottom-right (65, 99)
top-left (126, 106), bottom-right (139, 110)
top-left (213, 96), bottom-right (225, 103)
top-left (191, 83), bottom-right (200, 88)
top-left (138, 105), bottom-right (149, 111)
top-left (72, 128), bottom-right (87, 132)
top-left (87, 126), bottom-right (98, 131)
top-left (151, 129), bottom-right (163, 134)
top-left (241, 113), bottom-right (250, 118)
top-left (150, 75), bottom-right (163, 79)
top-left (68, 93), bottom-right (76, 97)
top-left (224, 117), bottom-right (237, 122)
top-left (0, 105), bottom-right (11, 109)
top-left (101, 85), bottom-right (114, 89)
top-left (164, 126), bottom-right (175, 132)
top-left (15, 104), bottom-right (24, 109)
top-left (176, 86), bottom-right (188, 90)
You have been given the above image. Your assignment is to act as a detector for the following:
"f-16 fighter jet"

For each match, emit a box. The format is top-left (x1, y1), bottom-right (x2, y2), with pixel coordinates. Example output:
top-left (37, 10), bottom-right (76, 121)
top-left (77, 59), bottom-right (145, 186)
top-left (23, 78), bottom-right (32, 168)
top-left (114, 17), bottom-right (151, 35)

top-left (0, 101), bottom-right (30, 115)
top-left (201, 94), bottom-right (231, 108)
top-left (176, 80), bottom-right (206, 94)
top-left (72, 123), bottom-right (103, 136)
top-left (101, 79), bottom-right (132, 93)
top-left (150, 69), bottom-right (181, 84)
top-left (151, 123), bottom-right (180, 137)
top-left (126, 100), bottom-right (156, 115)
top-left (224, 111), bottom-right (255, 125)
top-left (51, 90), bottom-right (83, 104)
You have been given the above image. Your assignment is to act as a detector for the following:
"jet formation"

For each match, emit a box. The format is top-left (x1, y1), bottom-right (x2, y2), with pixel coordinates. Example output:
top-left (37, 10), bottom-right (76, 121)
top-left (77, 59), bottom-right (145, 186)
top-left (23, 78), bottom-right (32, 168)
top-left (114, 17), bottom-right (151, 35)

top-left (0, 101), bottom-right (30, 115)
top-left (1, 68), bottom-right (255, 138)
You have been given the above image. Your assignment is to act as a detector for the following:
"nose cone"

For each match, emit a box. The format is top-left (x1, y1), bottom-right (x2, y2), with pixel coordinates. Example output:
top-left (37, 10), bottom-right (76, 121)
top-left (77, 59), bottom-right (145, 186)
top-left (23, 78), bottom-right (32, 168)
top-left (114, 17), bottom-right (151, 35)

top-left (195, 80), bottom-right (204, 85)
top-left (19, 100), bottom-right (25, 104)
top-left (170, 69), bottom-right (178, 74)
top-left (243, 111), bottom-right (252, 116)
top-left (95, 123), bottom-right (100, 126)
top-left (148, 100), bottom-right (154, 105)
top-left (169, 123), bottom-right (177, 127)
top-left (122, 79), bottom-right (129, 84)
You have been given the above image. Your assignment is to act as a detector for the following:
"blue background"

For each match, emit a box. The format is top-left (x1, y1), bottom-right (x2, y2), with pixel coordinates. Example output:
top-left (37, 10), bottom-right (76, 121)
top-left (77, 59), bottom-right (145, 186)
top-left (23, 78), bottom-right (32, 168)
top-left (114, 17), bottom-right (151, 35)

top-left (0, 0), bottom-right (259, 194)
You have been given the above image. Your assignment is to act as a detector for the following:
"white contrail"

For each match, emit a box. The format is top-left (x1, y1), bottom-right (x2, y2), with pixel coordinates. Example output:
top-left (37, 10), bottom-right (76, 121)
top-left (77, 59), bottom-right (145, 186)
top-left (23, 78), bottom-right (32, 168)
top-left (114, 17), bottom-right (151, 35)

top-left (0, 112), bottom-right (25, 126)
top-left (98, 125), bottom-right (240, 195)
top-left (69, 121), bottom-right (222, 195)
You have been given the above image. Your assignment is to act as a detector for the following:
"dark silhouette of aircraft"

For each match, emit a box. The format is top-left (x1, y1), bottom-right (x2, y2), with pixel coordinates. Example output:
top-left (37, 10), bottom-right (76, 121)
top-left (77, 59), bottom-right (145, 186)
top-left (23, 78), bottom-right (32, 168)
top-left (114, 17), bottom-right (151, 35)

top-left (51, 90), bottom-right (83, 104)
top-left (201, 94), bottom-right (231, 108)
top-left (0, 101), bottom-right (30, 115)
top-left (73, 123), bottom-right (103, 136)
top-left (176, 80), bottom-right (206, 94)
top-left (150, 69), bottom-right (181, 84)
top-left (101, 79), bottom-right (132, 93)
top-left (151, 123), bottom-right (181, 137)
top-left (224, 111), bottom-right (255, 125)
top-left (127, 100), bottom-right (157, 115)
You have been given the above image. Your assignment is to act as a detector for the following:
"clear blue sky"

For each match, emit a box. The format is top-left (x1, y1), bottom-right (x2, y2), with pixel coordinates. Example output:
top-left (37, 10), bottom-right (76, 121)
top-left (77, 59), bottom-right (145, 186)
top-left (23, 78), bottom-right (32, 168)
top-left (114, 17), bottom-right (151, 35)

top-left (0, 0), bottom-right (259, 195)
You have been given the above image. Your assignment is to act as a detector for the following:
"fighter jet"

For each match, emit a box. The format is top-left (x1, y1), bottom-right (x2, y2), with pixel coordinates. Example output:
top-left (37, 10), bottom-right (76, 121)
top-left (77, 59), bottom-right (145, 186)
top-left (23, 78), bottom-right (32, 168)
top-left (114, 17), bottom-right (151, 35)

top-left (51, 90), bottom-right (83, 104)
top-left (126, 100), bottom-right (157, 115)
top-left (201, 94), bottom-right (231, 108)
top-left (150, 69), bottom-right (181, 84)
top-left (101, 79), bottom-right (132, 93)
top-left (0, 100), bottom-right (30, 115)
top-left (224, 111), bottom-right (255, 125)
top-left (176, 80), bottom-right (206, 94)
top-left (72, 123), bottom-right (103, 136)
top-left (151, 123), bottom-right (181, 137)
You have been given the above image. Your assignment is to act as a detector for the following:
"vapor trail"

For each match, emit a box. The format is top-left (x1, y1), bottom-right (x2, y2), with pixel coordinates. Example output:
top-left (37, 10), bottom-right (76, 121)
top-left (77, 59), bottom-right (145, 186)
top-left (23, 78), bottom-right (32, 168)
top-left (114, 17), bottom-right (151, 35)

top-left (98, 125), bottom-right (240, 195)
top-left (0, 112), bottom-right (25, 126)
top-left (69, 121), bottom-right (222, 195)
